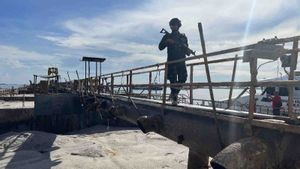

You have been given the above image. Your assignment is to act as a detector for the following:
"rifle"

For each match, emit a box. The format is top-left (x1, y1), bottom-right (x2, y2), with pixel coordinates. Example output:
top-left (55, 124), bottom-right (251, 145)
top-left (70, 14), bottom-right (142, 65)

top-left (160, 28), bottom-right (196, 56)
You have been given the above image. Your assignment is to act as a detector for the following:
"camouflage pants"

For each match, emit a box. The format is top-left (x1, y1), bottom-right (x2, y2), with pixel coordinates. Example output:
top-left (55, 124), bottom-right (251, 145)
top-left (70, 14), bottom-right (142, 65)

top-left (167, 62), bottom-right (187, 95)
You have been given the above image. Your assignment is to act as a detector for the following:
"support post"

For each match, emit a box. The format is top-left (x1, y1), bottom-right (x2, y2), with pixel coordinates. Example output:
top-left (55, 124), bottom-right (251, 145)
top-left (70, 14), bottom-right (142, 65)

top-left (88, 61), bottom-right (91, 91)
top-left (111, 74), bottom-right (114, 95)
top-left (76, 70), bottom-right (80, 80)
top-left (67, 71), bottom-right (71, 82)
top-left (189, 65), bottom-right (194, 104)
top-left (129, 70), bottom-right (133, 95)
top-left (88, 61), bottom-right (90, 79)
top-left (148, 72), bottom-right (152, 99)
top-left (288, 38), bottom-right (299, 118)
top-left (99, 62), bottom-right (102, 86)
top-left (126, 74), bottom-right (129, 93)
top-left (33, 75), bottom-right (37, 94)
top-left (76, 70), bottom-right (80, 92)
top-left (227, 54), bottom-right (238, 108)
top-left (96, 62), bottom-right (98, 88)
top-left (249, 57), bottom-right (257, 120)
top-left (162, 64), bottom-right (168, 106)
top-left (85, 61), bottom-right (87, 93)
top-left (102, 78), bottom-right (105, 93)
top-left (198, 22), bottom-right (224, 149)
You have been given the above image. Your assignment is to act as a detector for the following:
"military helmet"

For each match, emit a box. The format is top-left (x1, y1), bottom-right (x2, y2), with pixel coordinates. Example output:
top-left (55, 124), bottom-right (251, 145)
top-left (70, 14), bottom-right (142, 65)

top-left (169, 18), bottom-right (181, 27)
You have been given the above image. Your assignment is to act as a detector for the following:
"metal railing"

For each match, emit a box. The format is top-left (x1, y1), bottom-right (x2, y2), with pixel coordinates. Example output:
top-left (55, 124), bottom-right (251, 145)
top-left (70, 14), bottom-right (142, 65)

top-left (80, 26), bottom-right (300, 121)
top-left (98, 35), bottom-right (299, 119)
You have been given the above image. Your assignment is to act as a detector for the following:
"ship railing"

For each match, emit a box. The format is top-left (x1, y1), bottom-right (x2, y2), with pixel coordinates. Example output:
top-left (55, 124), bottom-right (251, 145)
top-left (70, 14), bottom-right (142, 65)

top-left (94, 32), bottom-right (300, 119)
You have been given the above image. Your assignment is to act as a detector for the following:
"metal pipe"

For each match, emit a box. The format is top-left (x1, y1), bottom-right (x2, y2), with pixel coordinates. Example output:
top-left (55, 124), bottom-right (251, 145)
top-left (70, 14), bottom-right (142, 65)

top-left (67, 71), bottom-right (71, 81)
top-left (96, 61), bottom-right (98, 88)
top-left (108, 80), bottom-right (300, 90)
top-left (227, 54), bottom-right (238, 108)
top-left (198, 22), bottom-right (224, 149)
top-left (189, 65), bottom-right (194, 104)
top-left (162, 64), bottom-right (168, 106)
top-left (148, 72), bottom-right (152, 99)
top-left (99, 62), bottom-right (102, 86)
top-left (85, 61), bottom-right (87, 93)
top-left (101, 36), bottom-right (299, 77)
top-left (129, 70), bottom-right (133, 95)
top-left (101, 56), bottom-right (242, 78)
top-left (111, 74), bottom-right (114, 95)
top-left (88, 61), bottom-right (90, 90)
top-left (126, 74), bottom-right (129, 93)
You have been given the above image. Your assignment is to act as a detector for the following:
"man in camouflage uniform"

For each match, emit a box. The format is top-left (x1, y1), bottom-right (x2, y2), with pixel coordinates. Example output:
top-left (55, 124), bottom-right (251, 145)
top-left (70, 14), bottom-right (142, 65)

top-left (159, 18), bottom-right (191, 105)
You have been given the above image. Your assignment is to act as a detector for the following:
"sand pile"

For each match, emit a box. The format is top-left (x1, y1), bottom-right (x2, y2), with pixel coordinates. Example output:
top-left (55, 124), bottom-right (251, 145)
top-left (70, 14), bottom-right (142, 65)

top-left (0, 125), bottom-right (188, 169)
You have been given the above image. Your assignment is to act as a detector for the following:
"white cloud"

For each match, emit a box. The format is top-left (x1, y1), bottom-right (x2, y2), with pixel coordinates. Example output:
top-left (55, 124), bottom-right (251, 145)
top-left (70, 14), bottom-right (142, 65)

top-left (0, 45), bottom-right (68, 68)
top-left (41, 0), bottom-right (300, 49)
top-left (37, 0), bottom-right (300, 82)
top-left (0, 45), bottom-right (77, 83)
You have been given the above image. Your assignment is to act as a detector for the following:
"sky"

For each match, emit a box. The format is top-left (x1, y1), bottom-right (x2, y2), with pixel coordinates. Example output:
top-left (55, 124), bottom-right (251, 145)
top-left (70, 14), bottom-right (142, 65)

top-left (0, 0), bottom-right (300, 84)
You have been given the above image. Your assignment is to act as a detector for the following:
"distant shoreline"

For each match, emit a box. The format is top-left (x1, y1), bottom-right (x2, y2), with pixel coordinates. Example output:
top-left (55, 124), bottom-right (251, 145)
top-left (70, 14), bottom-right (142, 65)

top-left (0, 84), bottom-right (25, 89)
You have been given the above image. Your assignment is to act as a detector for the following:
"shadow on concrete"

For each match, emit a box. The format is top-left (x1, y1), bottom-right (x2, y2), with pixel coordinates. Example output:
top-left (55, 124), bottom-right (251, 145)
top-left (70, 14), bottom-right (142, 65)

top-left (1, 131), bottom-right (60, 169)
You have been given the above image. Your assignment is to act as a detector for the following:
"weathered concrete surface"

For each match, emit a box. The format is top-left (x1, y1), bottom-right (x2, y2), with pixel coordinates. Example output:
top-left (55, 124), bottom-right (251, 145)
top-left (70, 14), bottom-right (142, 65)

top-left (0, 125), bottom-right (188, 169)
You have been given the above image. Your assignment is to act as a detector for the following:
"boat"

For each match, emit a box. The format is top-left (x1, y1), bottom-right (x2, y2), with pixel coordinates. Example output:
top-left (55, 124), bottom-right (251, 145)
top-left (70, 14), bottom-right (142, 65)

top-left (215, 71), bottom-right (300, 115)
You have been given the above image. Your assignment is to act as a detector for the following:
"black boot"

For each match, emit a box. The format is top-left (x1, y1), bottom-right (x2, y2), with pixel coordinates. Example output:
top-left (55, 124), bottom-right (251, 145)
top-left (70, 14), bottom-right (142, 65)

top-left (172, 94), bottom-right (178, 106)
